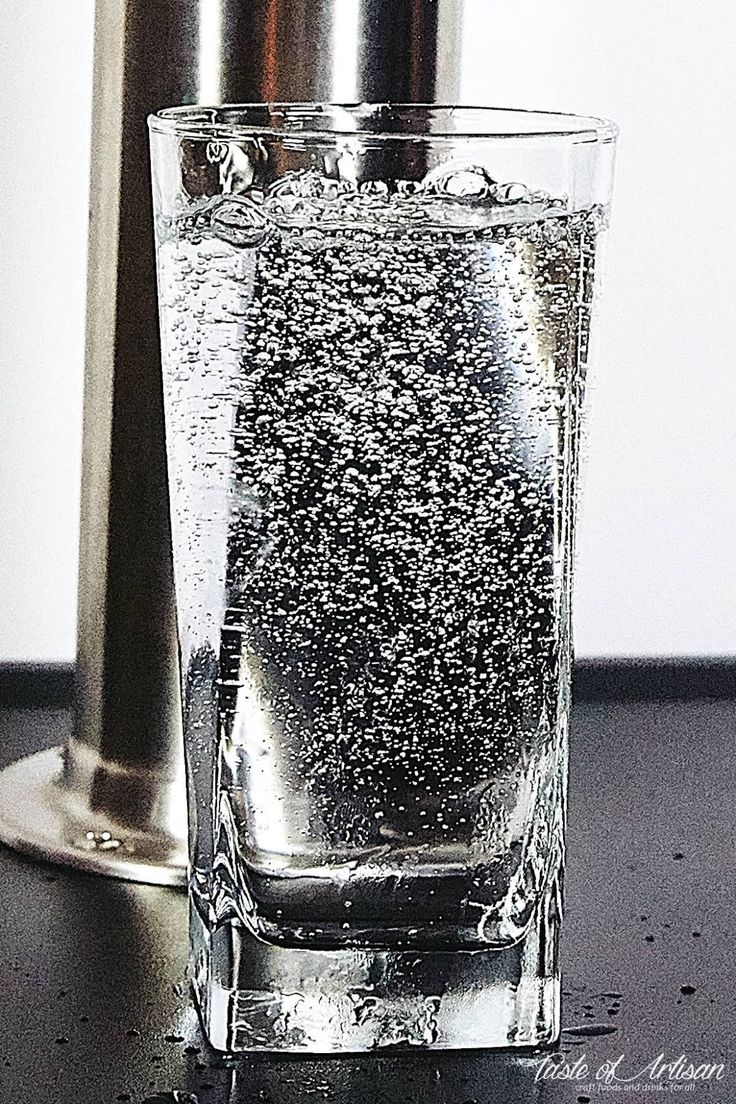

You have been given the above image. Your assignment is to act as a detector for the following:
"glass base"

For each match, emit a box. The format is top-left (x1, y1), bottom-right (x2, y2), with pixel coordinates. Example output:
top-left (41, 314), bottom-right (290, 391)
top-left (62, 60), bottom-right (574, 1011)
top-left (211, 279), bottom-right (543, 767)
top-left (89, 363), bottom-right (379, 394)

top-left (190, 888), bottom-right (560, 1053)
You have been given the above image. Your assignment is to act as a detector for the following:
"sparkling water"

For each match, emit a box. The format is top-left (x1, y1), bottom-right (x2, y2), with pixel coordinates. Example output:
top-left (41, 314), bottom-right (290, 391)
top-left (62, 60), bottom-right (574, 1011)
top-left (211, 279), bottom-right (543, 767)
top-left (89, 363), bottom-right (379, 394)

top-left (157, 170), bottom-right (604, 954)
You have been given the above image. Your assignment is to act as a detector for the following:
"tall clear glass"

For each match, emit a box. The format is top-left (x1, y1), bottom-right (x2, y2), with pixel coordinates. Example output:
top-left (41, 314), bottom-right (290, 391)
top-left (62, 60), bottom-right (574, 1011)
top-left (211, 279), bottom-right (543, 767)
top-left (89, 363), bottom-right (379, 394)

top-left (149, 104), bottom-right (616, 1053)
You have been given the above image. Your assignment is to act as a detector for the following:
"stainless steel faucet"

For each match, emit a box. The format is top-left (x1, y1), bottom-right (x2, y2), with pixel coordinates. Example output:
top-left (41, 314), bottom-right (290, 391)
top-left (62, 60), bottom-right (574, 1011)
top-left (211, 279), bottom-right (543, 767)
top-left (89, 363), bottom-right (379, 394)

top-left (0, 0), bottom-right (463, 885)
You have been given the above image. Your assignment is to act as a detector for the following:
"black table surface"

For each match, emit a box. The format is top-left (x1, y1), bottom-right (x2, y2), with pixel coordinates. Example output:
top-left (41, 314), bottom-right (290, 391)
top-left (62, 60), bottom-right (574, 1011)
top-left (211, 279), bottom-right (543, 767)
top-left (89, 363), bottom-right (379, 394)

top-left (0, 699), bottom-right (733, 1104)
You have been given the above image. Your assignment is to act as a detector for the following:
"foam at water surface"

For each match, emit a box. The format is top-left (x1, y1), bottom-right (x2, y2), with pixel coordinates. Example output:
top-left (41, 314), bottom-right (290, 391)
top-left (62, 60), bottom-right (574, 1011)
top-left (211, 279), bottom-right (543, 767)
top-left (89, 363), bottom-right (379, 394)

top-left (171, 163), bottom-right (571, 248)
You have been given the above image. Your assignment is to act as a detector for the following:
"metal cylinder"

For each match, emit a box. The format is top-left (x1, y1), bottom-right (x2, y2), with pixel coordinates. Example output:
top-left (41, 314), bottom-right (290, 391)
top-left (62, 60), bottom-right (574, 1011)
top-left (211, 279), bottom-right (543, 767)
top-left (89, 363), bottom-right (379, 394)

top-left (0, 0), bottom-right (464, 885)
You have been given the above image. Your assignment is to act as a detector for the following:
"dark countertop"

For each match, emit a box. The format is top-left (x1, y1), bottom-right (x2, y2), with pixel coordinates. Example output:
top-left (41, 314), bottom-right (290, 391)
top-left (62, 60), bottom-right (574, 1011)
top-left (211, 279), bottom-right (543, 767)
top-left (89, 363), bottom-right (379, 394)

top-left (0, 698), bottom-right (733, 1104)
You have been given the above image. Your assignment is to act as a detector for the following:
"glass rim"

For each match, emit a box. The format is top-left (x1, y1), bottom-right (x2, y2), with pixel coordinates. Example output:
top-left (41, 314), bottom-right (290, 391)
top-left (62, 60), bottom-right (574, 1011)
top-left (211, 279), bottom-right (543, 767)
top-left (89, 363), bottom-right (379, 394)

top-left (148, 102), bottom-right (618, 144)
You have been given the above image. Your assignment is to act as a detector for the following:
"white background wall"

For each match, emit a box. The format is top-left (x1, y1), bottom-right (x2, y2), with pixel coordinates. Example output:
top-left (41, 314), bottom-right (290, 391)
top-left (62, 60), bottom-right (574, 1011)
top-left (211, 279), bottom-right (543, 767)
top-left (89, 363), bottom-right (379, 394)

top-left (1, 0), bottom-right (735, 661)
top-left (1, 1), bottom-right (93, 662)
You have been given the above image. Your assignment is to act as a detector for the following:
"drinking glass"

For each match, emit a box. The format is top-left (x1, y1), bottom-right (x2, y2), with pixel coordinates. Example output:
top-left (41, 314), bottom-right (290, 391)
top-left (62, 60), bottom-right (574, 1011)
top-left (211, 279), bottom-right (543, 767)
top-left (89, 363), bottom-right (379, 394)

top-left (149, 104), bottom-right (616, 1053)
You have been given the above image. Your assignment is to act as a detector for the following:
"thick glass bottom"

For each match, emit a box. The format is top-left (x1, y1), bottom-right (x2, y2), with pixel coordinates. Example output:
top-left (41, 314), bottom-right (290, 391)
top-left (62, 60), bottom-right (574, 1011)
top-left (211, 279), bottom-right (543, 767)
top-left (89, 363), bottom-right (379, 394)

top-left (190, 885), bottom-right (560, 1053)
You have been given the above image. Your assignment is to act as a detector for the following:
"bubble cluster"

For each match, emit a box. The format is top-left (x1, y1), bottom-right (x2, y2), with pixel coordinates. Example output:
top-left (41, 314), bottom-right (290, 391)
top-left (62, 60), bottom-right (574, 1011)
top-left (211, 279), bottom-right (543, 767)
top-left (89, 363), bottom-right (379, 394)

top-left (157, 172), bottom-right (604, 947)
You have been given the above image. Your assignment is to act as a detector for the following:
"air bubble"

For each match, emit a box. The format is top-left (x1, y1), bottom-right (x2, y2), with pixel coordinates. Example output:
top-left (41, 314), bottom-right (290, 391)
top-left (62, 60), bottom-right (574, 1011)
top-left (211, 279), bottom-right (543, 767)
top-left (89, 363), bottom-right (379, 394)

top-left (209, 194), bottom-right (271, 247)
top-left (423, 162), bottom-right (496, 198)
